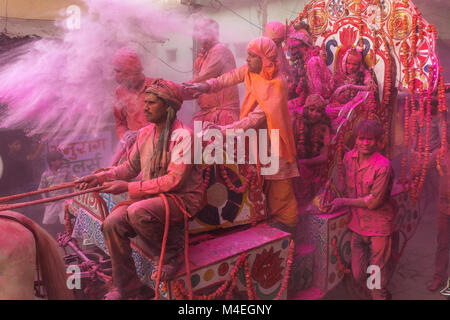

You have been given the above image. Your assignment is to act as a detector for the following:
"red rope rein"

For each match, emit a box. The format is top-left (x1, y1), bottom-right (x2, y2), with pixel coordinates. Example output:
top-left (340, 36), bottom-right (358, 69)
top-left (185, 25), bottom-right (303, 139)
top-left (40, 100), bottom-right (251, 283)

top-left (0, 185), bottom-right (107, 212)
top-left (0, 182), bottom-right (76, 204)
top-left (153, 193), bottom-right (193, 300)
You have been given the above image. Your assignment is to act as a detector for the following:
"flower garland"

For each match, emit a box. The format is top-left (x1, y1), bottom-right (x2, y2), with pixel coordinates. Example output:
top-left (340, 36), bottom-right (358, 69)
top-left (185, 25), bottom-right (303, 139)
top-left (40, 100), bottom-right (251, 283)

top-left (367, 83), bottom-right (377, 120)
top-left (297, 117), bottom-right (306, 157)
top-left (331, 237), bottom-right (351, 275)
top-left (414, 80), bottom-right (433, 199)
top-left (311, 6), bottom-right (316, 42)
top-left (274, 240), bottom-right (295, 300)
top-left (411, 84), bottom-right (425, 199)
top-left (411, 14), bottom-right (417, 57)
top-left (219, 164), bottom-right (252, 194)
top-left (356, 0), bottom-right (364, 50)
top-left (418, 13), bottom-right (424, 41)
top-left (203, 165), bottom-right (212, 190)
top-left (172, 242), bottom-right (295, 300)
top-left (401, 97), bottom-right (410, 191)
top-left (437, 66), bottom-right (448, 176)
top-left (382, 34), bottom-right (393, 108)
top-left (172, 253), bottom-right (249, 300)
top-left (337, 131), bottom-right (344, 179)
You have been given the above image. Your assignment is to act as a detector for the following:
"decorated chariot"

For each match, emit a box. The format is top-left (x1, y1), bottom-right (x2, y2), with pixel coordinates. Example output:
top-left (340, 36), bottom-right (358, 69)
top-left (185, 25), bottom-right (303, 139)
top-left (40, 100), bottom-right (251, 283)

top-left (30, 0), bottom-right (446, 300)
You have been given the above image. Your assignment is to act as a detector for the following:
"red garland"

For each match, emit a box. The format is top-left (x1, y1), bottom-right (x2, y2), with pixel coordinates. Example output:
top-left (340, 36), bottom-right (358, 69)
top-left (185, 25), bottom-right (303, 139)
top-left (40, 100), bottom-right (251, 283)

top-left (172, 242), bottom-right (295, 301)
top-left (331, 237), bottom-right (351, 274)
top-left (401, 97), bottom-right (410, 191)
top-left (219, 164), bottom-right (252, 194)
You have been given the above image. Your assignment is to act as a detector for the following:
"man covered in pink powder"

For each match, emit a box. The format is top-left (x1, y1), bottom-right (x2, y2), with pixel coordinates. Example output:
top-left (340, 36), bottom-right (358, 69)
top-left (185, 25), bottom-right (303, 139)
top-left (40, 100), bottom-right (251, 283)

top-left (112, 47), bottom-right (156, 164)
top-left (264, 20), bottom-right (291, 81)
top-left (183, 18), bottom-right (240, 125)
top-left (327, 120), bottom-right (396, 300)
top-left (76, 79), bottom-right (204, 300)
top-left (286, 31), bottom-right (334, 112)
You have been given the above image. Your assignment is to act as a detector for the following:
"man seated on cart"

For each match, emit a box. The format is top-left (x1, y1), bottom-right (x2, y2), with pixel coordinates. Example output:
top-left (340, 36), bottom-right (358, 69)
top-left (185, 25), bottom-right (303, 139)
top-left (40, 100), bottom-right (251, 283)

top-left (76, 79), bottom-right (204, 300)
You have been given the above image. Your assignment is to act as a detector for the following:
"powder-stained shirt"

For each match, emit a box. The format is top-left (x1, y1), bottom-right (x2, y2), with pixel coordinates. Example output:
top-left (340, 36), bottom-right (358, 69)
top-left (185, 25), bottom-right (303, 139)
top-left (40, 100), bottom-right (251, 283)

top-left (188, 42), bottom-right (240, 125)
top-left (342, 149), bottom-right (396, 236)
top-left (38, 167), bottom-right (74, 197)
top-left (305, 55), bottom-right (334, 100)
top-left (113, 77), bottom-right (156, 139)
top-left (97, 120), bottom-right (204, 217)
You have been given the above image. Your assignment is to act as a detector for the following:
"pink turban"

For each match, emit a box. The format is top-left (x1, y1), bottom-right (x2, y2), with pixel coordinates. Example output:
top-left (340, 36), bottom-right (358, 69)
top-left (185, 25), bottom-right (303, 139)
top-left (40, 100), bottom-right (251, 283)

top-left (112, 47), bottom-right (143, 72)
top-left (264, 21), bottom-right (286, 40)
top-left (247, 37), bottom-right (279, 80)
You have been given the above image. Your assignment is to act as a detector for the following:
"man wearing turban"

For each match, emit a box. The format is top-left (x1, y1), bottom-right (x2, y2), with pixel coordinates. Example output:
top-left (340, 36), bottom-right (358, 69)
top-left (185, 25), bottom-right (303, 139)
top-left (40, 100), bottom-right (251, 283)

top-left (77, 79), bottom-right (204, 300)
top-left (184, 18), bottom-right (240, 125)
top-left (264, 20), bottom-right (291, 81)
top-left (185, 37), bottom-right (299, 233)
top-left (286, 31), bottom-right (334, 112)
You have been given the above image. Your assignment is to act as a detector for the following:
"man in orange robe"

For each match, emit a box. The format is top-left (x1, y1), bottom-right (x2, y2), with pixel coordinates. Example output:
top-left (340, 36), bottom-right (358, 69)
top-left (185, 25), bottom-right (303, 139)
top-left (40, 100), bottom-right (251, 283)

top-left (185, 37), bottom-right (299, 233)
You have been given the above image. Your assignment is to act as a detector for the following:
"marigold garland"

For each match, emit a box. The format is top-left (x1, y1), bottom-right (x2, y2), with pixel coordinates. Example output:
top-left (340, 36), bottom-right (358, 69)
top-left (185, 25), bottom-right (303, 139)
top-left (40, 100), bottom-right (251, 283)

top-left (401, 97), bottom-right (410, 191)
top-left (172, 241), bottom-right (295, 300)
top-left (411, 15), bottom-right (417, 57)
top-left (437, 66), bottom-right (448, 176)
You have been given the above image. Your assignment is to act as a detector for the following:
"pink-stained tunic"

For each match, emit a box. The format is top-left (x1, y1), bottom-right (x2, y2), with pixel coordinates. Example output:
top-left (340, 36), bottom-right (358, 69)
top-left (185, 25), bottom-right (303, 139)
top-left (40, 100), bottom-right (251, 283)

top-left (113, 77), bottom-right (156, 139)
top-left (97, 119), bottom-right (204, 217)
top-left (306, 55), bottom-right (334, 100)
top-left (220, 105), bottom-right (299, 181)
top-left (342, 149), bottom-right (396, 236)
top-left (190, 43), bottom-right (240, 125)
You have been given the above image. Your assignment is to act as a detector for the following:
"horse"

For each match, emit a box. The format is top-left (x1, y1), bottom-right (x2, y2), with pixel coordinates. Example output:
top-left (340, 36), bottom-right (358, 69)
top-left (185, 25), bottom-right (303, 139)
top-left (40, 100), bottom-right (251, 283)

top-left (0, 210), bottom-right (74, 300)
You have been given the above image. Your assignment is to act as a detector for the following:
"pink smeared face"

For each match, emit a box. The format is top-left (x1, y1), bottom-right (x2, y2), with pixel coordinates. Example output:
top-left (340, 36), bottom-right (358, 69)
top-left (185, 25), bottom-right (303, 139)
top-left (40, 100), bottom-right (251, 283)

top-left (345, 54), bottom-right (362, 75)
top-left (114, 67), bottom-right (143, 89)
top-left (287, 38), bottom-right (309, 60)
top-left (307, 104), bottom-right (324, 124)
top-left (355, 134), bottom-right (378, 156)
top-left (193, 26), bottom-right (217, 51)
